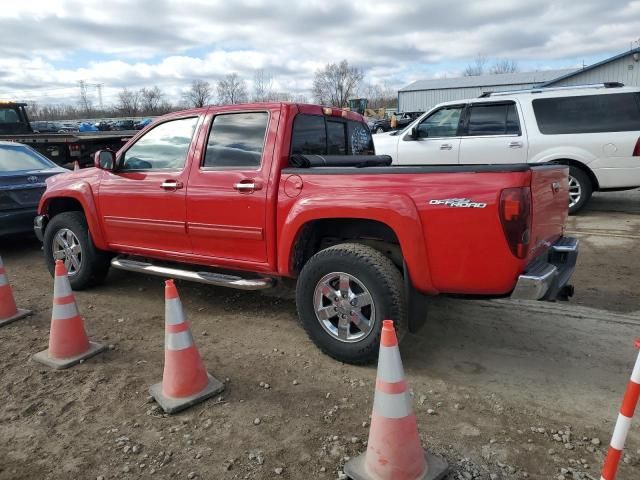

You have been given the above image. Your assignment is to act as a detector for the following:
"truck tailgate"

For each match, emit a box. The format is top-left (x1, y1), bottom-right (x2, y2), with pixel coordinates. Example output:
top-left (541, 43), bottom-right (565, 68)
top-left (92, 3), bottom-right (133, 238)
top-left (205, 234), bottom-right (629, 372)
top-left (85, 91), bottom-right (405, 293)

top-left (528, 165), bottom-right (569, 261)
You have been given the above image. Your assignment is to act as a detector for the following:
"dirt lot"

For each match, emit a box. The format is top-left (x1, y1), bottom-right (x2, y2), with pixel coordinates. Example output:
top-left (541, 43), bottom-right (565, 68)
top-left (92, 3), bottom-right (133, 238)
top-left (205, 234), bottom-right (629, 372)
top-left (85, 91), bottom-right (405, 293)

top-left (1, 191), bottom-right (639, 480)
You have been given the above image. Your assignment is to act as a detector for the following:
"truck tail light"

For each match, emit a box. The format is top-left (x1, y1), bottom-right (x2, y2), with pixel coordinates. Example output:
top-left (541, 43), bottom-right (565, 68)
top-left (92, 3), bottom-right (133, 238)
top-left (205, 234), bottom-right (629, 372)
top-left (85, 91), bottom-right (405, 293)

top-left (69, 143), bottom-right (81, 158)
top-left (499, 187), bottom-right (531, 259)
top-left (633, 137), bottom-right (640, 157)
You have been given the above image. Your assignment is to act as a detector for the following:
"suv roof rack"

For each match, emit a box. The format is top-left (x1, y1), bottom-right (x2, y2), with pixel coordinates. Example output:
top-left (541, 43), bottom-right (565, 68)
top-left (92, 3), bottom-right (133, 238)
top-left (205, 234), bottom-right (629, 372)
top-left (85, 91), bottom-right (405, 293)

top-left (479, 82), bottom-right (625, 98)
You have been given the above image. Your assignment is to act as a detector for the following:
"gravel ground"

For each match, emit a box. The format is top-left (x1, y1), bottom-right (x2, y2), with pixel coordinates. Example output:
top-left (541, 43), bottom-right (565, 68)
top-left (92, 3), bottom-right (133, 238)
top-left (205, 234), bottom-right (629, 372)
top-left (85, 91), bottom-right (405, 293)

top-left (0, 195), bottom-right (639, 480)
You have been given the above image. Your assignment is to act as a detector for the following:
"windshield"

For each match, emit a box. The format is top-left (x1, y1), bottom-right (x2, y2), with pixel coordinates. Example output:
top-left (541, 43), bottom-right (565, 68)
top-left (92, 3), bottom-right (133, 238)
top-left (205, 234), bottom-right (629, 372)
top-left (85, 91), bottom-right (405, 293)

top-left (0, 144), bottom-right (56, 172)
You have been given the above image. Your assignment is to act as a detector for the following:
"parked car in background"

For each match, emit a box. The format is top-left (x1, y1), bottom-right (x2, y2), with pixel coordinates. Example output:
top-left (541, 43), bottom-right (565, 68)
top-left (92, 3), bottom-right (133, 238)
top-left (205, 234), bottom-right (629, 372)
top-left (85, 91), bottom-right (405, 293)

top-left (35, 102), bottom-right (576, 363)
top-left (113, 120), bottom-right (135, 131)
top-left (0, 142), bottom-right (66, 236)
top-left (373, 83), bottom-right (640, 213)
top-left (370, 112), bottom-right (423, 134)
top-left (134, 118), bottom-right (153, 130)
top-left (31, 121), bottom-right (60, 133)
top-left (95, 121), bottom-right (113, 131)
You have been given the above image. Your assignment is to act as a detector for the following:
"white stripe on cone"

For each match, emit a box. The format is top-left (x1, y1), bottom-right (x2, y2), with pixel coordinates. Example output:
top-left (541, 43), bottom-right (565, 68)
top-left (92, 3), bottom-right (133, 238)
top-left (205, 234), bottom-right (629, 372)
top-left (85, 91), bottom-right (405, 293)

top-left (377, 345), bottom-right (405, 383)
top-left (54, 275), bottom-right (73, 297)
top-left (373, 390), bottom-right (413, 419)
top-left (52, 302), bottom-right (79, 320)
top-left (0, 274), bottom-right (7, 287)
top-left (165, 330), bottom-right (194, 350)
top-left (610, 414), bottom-right (632, 450)
top-left (165, 298), bottom-right (186, 325)
top-left (631, 354), bottom-right (640, 384)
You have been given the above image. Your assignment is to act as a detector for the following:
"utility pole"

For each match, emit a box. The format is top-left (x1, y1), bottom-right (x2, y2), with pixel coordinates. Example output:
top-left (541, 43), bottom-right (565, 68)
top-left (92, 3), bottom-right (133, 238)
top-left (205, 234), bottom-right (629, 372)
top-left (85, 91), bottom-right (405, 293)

top-left (95, 83), bottom-right (104, 110)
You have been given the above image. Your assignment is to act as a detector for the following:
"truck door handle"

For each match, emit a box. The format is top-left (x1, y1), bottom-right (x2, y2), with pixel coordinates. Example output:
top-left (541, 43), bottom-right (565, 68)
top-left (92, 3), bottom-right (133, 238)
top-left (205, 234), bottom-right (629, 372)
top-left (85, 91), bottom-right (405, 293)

top-left (233, 180), bottom-right (263, 193)
top-left (160, 180), bottom-right (183, 190)
top-left (509, 141), bottom-right (523, 149)
top-left (439, 143), bottom-right (453, 150)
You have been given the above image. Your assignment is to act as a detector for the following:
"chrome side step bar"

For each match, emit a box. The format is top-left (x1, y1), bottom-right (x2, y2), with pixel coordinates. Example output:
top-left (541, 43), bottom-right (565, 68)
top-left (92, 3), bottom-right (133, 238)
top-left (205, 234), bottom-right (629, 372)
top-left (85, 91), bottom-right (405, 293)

top-left (111, 257), bottom-right (274, 291)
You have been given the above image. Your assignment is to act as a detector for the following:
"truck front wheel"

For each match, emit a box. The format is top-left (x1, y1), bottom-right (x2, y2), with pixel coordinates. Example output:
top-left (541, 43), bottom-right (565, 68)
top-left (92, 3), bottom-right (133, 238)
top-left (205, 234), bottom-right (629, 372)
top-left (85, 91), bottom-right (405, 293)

top-left (296, 243), bottom-right (406, 364)
top-left (43, 211), bottom-right (111, 290)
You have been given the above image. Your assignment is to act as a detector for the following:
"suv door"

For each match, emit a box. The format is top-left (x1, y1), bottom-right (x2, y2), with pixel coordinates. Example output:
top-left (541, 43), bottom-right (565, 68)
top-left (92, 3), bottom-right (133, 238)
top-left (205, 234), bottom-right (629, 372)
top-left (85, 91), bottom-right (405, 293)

top-left (458, 101), bottom-right (528, 164)
top-left (397, 105), bottom-right (464, 165)
top-left (97, 115), bottom-right (201, 253)
top-left (186, 108), bottom-right (275, 265)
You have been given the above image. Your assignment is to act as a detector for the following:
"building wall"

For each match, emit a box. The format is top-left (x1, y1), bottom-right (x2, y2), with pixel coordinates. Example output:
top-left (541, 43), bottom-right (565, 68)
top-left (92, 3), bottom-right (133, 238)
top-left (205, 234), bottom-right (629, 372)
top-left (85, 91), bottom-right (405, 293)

top-left (398, 82), bottom-right (547, 112)
top-left (548, 52), bottom-right (640, 87)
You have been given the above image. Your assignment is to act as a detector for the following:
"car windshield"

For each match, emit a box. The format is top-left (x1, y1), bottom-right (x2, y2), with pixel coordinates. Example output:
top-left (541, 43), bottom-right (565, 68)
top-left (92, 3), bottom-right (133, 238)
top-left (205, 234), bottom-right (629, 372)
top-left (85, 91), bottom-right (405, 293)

top-left (0, 144), bottom-right (56, 172)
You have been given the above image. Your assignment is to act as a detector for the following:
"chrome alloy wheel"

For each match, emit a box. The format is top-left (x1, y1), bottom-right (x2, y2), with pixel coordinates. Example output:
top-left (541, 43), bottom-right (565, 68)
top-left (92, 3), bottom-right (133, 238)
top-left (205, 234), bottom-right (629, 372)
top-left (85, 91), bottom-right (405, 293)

top-left (313, 272), bottom-right (376, 343)
top-left (52, 228), bottom-right (82, 276)
top-left (568, 174), bottom-right (582, 208)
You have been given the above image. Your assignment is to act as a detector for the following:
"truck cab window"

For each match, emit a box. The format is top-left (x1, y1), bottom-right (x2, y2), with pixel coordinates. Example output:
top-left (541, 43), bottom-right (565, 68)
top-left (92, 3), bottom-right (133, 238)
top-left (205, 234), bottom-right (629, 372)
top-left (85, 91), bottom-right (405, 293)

top-left (327, 121), bottom-right (347, 155)
top-left (121, 117), bottom-right (198, 171)
top-left (204, 112), bottom-right (269, 168)
top-left (291, 115), bottom-right (327, 155)
top-left (291, 114), bottom-right (373, 156)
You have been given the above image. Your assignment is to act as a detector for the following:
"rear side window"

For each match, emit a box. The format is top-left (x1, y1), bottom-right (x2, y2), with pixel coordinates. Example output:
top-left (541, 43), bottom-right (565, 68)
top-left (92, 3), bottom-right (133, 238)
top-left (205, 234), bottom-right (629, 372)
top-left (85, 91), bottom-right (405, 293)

top-left (291, 114), bottom-right (374, 156)
top-left (533, 93), bottom-right (640, 134)
top-left (466, 103), bottom-right (520, 136)
top-left (204, 112), bottom-right (268, 168)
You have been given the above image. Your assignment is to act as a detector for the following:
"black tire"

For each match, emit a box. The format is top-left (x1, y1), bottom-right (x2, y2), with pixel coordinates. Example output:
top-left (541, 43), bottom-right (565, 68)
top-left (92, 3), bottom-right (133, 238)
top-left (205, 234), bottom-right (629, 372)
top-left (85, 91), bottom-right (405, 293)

top-left (295, 243), bottom-right (406, 364)
top-left (568, 165), bottom-right (593, 215)
top-left (43, 211), bottom-right (111, 289)
top-left (374, 127), bottom-right (385, 134)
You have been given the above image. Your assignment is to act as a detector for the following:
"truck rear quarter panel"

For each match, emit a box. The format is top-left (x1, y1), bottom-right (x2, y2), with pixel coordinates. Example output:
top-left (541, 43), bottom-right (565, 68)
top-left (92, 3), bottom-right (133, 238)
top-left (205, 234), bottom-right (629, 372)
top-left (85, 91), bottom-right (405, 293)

top-left (277, 168), bottom-right (532, 296)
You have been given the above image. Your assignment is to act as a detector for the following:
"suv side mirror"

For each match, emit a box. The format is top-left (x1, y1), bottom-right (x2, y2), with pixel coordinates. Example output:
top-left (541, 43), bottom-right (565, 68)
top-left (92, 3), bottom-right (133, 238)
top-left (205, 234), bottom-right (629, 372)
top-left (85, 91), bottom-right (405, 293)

top-left (94, 149), bottom-right (116, 170)
top-left (411, 126), bottom-right (422, 139)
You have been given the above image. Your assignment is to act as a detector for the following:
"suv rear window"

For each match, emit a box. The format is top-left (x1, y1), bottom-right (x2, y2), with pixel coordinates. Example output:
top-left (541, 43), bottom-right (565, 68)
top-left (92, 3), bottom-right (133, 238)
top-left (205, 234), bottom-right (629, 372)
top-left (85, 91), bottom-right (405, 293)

top-left (532, 92), bottom-right (640, 134)
top-left (291, 114), bottom-right (374, 156)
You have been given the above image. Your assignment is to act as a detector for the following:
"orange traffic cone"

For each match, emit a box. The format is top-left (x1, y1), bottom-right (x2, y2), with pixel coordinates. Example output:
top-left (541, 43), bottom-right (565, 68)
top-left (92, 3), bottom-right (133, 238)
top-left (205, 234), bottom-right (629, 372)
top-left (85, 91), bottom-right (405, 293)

top-left (345, 320), bottom-right (448, 480)
top-left (32, 260), bottom-right (106, 369)
top-left (0, 256), bottom-right (31, 327)
top-left (149, 279), bottom-right (224, 414)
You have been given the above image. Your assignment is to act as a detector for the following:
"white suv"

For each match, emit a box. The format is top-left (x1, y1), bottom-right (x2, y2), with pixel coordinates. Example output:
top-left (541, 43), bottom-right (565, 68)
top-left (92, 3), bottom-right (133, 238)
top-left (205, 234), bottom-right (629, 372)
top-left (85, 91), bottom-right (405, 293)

top-left (373, 83), bottom-right (640, 213)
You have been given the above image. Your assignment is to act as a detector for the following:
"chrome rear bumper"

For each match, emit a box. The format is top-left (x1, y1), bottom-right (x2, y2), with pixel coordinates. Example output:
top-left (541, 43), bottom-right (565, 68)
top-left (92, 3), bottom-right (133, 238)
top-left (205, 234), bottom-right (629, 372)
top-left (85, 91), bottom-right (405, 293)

top-left (510, 237), bottom-right (578, 301)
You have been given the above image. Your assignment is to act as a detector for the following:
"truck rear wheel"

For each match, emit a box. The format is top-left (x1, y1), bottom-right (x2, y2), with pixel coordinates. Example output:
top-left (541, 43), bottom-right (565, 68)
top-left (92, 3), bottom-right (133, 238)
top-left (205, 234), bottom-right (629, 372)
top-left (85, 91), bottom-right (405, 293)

top-left (43, 211), bottom-right (111, 290)
top-left (296, 243), bottom-right (406, 364)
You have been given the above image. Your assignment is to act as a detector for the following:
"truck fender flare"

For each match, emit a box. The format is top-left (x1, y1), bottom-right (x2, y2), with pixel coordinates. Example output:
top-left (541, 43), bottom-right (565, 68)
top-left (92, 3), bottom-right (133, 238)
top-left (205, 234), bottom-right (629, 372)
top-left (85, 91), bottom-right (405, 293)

top-left (40, 182), bottom-right (108, 250)
top-left (278, 193), bottom-right (437, 294)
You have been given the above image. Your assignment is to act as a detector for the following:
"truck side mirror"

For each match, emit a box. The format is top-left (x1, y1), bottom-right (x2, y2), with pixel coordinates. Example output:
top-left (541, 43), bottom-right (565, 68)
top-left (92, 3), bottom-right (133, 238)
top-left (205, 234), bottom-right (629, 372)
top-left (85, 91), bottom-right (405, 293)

top-left (411, 126), bottom-right (420, 139)
top-left (94, 149), bottom-right (116, 171)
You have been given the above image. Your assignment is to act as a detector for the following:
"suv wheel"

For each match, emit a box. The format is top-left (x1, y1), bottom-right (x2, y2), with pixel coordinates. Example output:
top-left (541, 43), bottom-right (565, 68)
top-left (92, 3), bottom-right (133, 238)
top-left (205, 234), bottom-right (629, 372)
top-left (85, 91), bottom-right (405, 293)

top-left (43, 211), bottom-right (111, 289)
top-left (295, 243), bottom-right (406, 364)
top-left (568, 166), bottom-right (593, 215)
top-left (374, 126), bottom-right (385, 134)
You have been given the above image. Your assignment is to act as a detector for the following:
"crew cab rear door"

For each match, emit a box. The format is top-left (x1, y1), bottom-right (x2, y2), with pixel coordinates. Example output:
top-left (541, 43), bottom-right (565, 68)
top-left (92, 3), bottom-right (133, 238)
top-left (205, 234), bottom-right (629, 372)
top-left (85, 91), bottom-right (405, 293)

top-left (185, 107), bottom-right (276, 265)
top-left (458, 101), bottom-right (528, 164)
top-left (97, 115), bottom-right (200, 253)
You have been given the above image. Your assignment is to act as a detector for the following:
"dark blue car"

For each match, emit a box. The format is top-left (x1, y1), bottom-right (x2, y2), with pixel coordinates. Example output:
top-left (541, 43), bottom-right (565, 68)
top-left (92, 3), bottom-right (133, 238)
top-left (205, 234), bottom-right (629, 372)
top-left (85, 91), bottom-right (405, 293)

top-left (0, 142), bottom-right (67, 236)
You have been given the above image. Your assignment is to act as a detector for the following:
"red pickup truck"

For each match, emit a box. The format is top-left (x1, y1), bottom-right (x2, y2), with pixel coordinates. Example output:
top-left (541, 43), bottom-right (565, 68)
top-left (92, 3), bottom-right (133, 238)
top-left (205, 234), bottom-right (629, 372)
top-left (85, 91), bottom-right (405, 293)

top-left (34, 102), bottom-right (578, 363)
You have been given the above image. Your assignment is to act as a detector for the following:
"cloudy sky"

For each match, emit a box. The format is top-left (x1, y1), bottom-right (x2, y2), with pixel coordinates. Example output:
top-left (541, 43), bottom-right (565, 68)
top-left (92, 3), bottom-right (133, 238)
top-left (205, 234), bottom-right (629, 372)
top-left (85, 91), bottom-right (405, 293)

top-left (1, 0), bottom-right (639, 106)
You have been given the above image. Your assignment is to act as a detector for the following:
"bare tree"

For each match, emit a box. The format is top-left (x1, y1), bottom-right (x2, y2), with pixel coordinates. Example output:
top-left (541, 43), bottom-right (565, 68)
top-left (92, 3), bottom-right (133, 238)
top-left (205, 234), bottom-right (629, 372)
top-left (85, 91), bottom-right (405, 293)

top-left (463, 55), bottom-right (488, 76)
top-left (253, 69), bottom-right (274, 102)
top-left (116, 88), bottom-right (140, 116)
top-left (312, 60), bottom-right (363, 107)
top-left (184, 80), bottom-right (213, 108)
top-left (140, 85), bottom-right (164, 114)
top-left (361, 82), bottom-right (396, 109)
top-left (217, 73), bottom-right (248, 104)
top-left (490, 59), bottom-right (519, 74)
